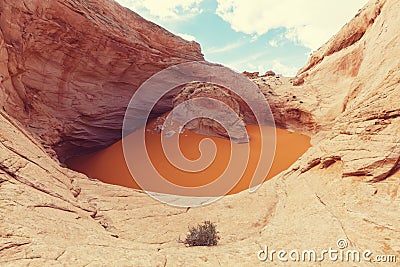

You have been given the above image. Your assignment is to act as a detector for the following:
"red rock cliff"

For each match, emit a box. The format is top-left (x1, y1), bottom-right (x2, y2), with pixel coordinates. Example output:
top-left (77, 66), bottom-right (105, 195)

top-left (0, 0), bottom-right (204, 161)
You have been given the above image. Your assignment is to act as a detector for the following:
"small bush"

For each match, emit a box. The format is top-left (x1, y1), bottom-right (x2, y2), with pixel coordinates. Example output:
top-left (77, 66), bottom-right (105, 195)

top-left (183, 221), bottom-right (220, 247)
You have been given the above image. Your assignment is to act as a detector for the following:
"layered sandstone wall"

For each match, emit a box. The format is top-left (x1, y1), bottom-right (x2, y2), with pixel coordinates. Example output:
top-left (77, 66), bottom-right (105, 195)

top-left (0, 0), bottom-right (399, 265)
top-left (252, 0), bottom-right (399, 181)
top-left (0, 0), bottom-right (204, 161)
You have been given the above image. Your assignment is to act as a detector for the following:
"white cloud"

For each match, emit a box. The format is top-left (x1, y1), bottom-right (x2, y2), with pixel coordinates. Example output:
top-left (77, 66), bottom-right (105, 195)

top-left (116, 0), bottom-right (203, 21)
top-left (224, 51), bottom-right (298, 76)
top-left (206, 40), bottom-right (245, 54)
top-left (223, 51), bottom-right (269, 70)
top-left (250, 35), bottom-right (259, 42)
top-left (268, 28), bottom-right (303, 48)
top-left (229, 58), bottom-right (297, 77)
top-left (271, 60), bottom-right (298, 76)
top-left (215, 0), bottom-right (369, 50)
top-left (284, 28), bottom-right (300, 45)
top-left (177, 33), bottom-right (197, 41)
top-left (268, 40), bottom-right (278, 47)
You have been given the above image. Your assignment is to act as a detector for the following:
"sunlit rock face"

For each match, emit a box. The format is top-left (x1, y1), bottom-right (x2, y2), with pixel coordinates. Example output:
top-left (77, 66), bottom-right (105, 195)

top-left (172, 82), bottom-right (257, 142)
top-left (251, 0), bottom-right (399, 181)
top-left (0, 0), bottom-right (399, 265)
top-left (0, 0), bottom-right (204, 161)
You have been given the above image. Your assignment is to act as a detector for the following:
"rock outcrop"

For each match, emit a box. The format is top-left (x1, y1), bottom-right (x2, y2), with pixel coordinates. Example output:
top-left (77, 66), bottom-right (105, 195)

top-left (0, 0), bottom-right (204, 161)
top-left (172, 82), bottom-right (257, 142)
top-left (242, 71), bottom-right (260, 79)
top-left (0, 0), bottom-right (399, 266)
top-left (251, 0), bottom-right (399, 181)
top-left (298, 0), bottom-right (386, 75)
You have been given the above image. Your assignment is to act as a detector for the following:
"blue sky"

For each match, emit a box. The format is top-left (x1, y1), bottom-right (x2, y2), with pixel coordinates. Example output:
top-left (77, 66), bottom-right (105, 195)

top-left (116, 0), bottom-right (369, 76)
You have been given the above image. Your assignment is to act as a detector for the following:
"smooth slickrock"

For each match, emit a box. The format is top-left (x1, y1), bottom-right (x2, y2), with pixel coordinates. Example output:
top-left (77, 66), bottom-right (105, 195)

top-left (1, 108), bottom-right (399, 266)
top-left (0, 0), bottom-right (399, 266)
top-left (0, 0), bottom-right (203, 161)
top-left (251, 0), bottom-right (399, 181)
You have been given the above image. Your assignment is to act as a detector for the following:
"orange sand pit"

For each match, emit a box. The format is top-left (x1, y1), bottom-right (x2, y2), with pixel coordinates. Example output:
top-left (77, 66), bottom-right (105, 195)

top-left (67, 118), bottom-right (310, 196)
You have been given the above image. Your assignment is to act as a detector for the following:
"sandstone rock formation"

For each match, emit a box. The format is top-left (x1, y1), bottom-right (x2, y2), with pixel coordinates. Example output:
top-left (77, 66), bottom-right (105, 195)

top-left (0, 0), bottom-right (204, 161)
top-left (243, 70), bottom-right (276, 79)
top-left (0, 0), bottom-right (399, 266)
top-left (251, 0), bottom-right (399, 182)
top-left (242, 71), bottom-right (260, 79)
top-left (264, 70), bottom-right (276, 77)
top-left (172, 82), bottom-right (256, 142)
